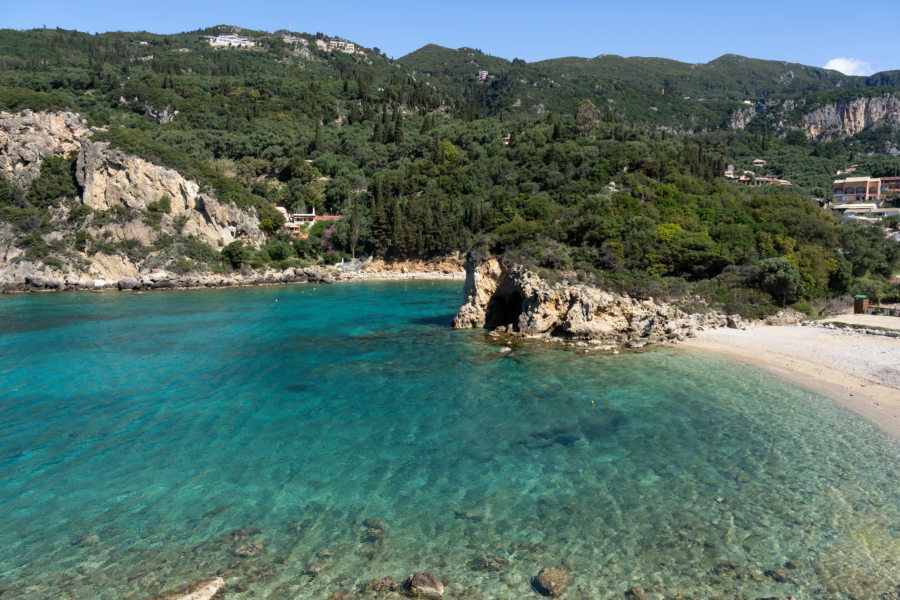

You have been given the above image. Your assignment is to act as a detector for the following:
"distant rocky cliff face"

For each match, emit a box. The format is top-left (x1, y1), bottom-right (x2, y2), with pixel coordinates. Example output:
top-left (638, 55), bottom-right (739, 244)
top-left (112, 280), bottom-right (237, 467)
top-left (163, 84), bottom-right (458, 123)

top-left (452, 257), bottom-right (742, 347)
top-left (730, 93), bottom-right (900, 143)
top-left (802, 93), bottom-right (900, 141)
top-left (0, 109), bottom-right (266, 288)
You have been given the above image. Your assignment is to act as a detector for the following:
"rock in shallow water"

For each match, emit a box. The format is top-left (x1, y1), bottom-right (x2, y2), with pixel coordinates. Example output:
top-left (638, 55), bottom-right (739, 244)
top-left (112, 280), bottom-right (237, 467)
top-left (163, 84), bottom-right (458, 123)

top-left (364, 576), bottom-right (402, 594)
top-left (404, 572), bottom-right (444, 599)
top-left (533, 566), bottom-right (571, 597)
top-left (151, 576), bottom-right (225, 600)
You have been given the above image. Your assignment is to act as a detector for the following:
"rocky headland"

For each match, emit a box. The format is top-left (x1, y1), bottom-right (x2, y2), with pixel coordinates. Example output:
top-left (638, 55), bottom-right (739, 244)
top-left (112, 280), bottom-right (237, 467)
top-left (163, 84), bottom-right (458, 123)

top-left (452, 256), bottom-right (745, 347)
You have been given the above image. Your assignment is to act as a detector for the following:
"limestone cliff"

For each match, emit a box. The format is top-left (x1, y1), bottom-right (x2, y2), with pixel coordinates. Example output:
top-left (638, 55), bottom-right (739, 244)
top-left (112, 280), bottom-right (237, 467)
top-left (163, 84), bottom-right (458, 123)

top-left (0, 110), bottom-right (89, 189)
top-left (76, 139), bottom-right (264, 248)
top-left (452, 257), bottom-right (743, 347)
top-left (802, 93), bottom-right (900, 141)
top-left (729, 93), bottom-right (900, 143)
top-left (0, 109), bottom-right (267, 289)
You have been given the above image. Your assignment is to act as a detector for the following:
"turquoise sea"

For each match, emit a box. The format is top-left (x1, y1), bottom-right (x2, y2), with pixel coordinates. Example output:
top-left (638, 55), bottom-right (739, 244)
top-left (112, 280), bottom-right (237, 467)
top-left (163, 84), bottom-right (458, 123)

top-left (0, 281), bottom-right (898, 600)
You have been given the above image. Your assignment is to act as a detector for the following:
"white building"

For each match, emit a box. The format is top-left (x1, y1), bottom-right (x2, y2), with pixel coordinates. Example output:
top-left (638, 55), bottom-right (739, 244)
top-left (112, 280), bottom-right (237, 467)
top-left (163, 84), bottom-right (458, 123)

top-left (207, 34), bottom-right (256, 48)
top-left (328, 39), bottom-right (356, 53)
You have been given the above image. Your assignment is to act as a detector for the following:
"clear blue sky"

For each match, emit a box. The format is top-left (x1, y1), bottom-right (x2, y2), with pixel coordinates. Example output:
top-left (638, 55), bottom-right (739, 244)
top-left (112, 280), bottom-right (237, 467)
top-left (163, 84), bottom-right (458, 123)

top-left (6, 0), bottom-right (899, 74)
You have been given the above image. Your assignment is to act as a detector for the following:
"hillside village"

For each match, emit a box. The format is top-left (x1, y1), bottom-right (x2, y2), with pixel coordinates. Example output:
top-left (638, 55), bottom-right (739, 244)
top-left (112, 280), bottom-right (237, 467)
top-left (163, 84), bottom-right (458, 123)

top-left (204, 29), bottom-right (362, 54)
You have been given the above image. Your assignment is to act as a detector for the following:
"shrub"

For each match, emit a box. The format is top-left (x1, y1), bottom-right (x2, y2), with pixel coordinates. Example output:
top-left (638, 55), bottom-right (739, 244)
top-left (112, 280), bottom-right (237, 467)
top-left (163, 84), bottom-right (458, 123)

top-left (221, 240), bottom-right (249, 269)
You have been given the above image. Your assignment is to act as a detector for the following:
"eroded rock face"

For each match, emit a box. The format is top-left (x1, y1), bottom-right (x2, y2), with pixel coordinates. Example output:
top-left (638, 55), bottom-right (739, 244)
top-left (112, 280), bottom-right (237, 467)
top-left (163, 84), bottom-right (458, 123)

top-left (0, 110), bottom-right (90, 189)
top-left (77, 140), bottom-right (264, 248)
top-left (803, 93), bottom-right (900, 140)
top-left (452, 256), bottom-right (744, 346)
top-left (0, 110), bottom-right (267, 287)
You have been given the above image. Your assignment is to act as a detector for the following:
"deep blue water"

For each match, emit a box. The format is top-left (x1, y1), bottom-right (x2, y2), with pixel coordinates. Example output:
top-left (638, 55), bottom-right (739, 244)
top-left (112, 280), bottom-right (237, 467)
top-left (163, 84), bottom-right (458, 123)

top-left (0, 282), bottom-right (898, 600)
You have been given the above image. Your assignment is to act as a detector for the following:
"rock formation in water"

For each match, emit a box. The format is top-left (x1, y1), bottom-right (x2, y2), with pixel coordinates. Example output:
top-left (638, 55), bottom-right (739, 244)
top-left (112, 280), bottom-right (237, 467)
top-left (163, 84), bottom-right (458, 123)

top-left (452, 256), bottom-right (744, 346)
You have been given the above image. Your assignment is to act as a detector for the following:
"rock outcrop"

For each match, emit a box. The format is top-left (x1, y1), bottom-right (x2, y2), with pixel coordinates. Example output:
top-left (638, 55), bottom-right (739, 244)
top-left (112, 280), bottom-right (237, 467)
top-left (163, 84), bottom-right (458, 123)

top-left (0, 109), bottom-right (267, 288)
top-left (76, 139), bottom-right (264, 248)
top-left (0, 110), bottom-right (90, 189)
top-left (452, 256), bottom-right (744, 346)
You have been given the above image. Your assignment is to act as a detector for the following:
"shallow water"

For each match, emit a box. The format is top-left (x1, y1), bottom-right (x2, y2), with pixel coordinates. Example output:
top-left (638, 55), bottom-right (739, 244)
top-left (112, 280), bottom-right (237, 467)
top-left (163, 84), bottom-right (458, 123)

top-left (0, 282), bottom-right (898, 600)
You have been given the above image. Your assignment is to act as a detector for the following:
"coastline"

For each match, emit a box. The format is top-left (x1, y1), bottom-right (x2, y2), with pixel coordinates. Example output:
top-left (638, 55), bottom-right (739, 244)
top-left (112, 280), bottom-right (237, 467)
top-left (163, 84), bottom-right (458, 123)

top-left (0, 257), bottom-right (466, 293)
top-left (680, 324), bottom-right (900, 442)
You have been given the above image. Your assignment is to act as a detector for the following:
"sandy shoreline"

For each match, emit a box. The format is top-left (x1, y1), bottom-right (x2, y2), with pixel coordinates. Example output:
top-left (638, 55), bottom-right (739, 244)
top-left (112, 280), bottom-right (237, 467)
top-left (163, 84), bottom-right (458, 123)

top-left (681, 324), bottom-right (900, 441)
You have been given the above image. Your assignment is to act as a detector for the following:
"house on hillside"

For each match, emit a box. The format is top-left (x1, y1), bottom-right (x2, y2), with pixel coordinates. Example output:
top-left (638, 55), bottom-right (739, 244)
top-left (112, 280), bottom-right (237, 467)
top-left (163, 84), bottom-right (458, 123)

top-left (833, 176), bottom-right (883, 203)
top-left (751, 158), bottom-right (767, 168)
top-left (328, 39), bottom-right (355, 53)
top-left (477, 70), bottom-right (489, 81)
top-left (206, 34), bottom-right (256, 48)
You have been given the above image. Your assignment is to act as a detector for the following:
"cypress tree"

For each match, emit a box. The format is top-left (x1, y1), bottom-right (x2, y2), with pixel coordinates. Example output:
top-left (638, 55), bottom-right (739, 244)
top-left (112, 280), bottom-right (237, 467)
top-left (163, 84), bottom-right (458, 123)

top-left (314, 119), bottom-right (323, 152)
top-left (394, 111), bottom-right (404, 144)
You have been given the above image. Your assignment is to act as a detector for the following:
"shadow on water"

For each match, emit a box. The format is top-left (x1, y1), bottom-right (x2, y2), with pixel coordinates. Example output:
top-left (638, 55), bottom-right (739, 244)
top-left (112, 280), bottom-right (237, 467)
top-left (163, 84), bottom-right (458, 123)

top-left (407, 313), bottom-right (457, 327)
top-left (520, 411), bottom-right (628, 449)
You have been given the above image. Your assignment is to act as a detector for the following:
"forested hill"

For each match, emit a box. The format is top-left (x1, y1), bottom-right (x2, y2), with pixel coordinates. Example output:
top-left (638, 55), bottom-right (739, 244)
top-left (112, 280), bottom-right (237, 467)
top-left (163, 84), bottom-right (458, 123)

top-left (400, 45), bottom-right (900, 133)
top-left (1, 26), bottom-right (899, 312)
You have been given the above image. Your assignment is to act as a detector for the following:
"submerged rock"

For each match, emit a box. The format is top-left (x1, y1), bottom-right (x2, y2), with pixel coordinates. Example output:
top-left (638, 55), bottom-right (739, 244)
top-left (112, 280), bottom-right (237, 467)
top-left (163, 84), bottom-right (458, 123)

top-left (72, 532), bottom-right (99, 547)
top-left (363, 518), bottom-right (388, 530)
top-left (151, 576), bottom-right (225, 600)
top-left (533, 566), bottom-right (570, 597)
top-left (363, 576), bottom-right (401, 594)
top-left (625, 585), bottom-right (647, 600)
top-left (232, 541), bottom-right (264, 557)
top-left (765, 568), bottom-right (792, 583)
top-left (404, 572), bottom-right (444, 599)
top-left (472, 554), bottom-right (508, 571)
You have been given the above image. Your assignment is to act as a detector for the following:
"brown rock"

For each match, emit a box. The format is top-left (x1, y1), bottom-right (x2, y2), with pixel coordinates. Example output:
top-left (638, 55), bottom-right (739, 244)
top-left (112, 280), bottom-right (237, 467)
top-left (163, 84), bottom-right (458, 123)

top-left (625, 586), bottom-right (647, 600)
top-left (533, 566), bottom-right (571, 597)
top-left (404, 572), bottom-right (444, 599)
top-left (363, 577), bottom-right (401, 594)
top-left (472, 555), bottom-right (508, 571)
top-left (232, 541), bottom-right (264, 558)
top-left (363, 518), bottom-right (388, 530)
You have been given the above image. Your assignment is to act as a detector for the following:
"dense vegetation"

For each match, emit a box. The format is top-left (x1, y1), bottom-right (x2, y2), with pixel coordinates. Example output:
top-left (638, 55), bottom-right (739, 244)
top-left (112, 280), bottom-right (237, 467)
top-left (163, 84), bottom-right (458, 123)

top-left (1, 26), bottom-right (899, 313)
